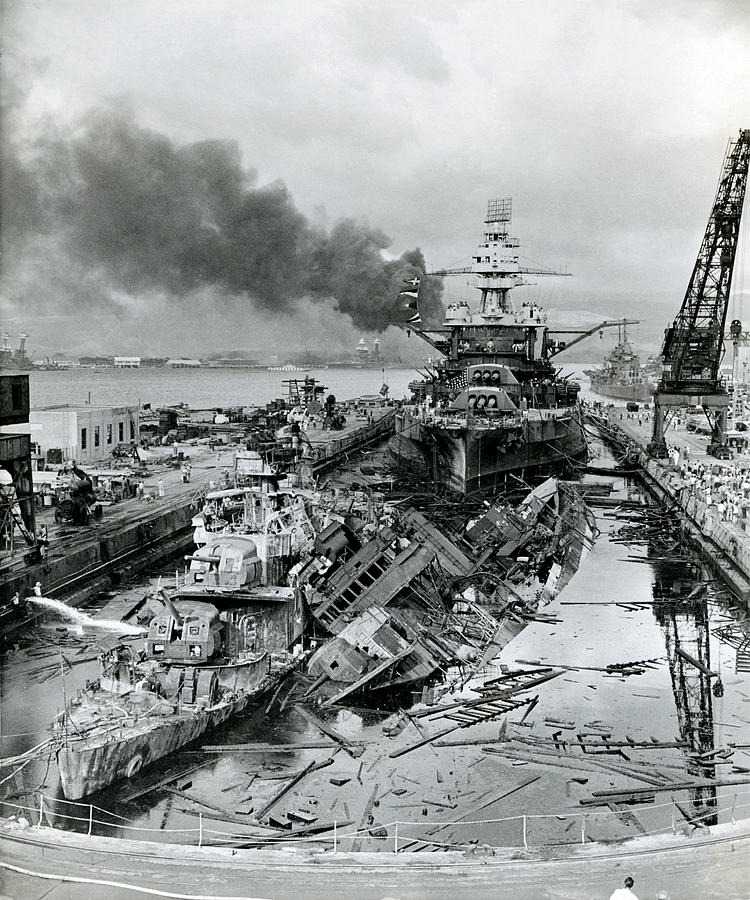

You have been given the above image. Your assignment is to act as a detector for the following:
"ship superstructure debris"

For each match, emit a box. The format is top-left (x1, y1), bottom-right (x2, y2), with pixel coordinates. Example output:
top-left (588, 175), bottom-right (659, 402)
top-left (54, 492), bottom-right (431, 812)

top-left (0, 449), bottom-right (598, 803)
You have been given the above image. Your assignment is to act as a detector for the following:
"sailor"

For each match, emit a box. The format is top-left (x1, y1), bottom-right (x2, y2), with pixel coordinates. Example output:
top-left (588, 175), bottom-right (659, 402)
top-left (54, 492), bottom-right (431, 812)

top-left (608, 876), bottom-right (639, 900)
top-left (157, 478), bottom-right (165, 498)
top-left (37, 524), bottom-right (49, 560)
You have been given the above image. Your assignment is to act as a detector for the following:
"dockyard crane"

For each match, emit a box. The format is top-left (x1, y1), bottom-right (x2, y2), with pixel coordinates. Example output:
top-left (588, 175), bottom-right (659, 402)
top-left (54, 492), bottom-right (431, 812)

top-left (649, 129), bottom-right (750, 458)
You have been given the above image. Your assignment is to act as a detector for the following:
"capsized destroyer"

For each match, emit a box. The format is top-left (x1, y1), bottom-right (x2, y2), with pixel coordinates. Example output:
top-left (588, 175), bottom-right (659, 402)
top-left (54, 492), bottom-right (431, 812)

top-left (389, 198), bottom-right (625, 494)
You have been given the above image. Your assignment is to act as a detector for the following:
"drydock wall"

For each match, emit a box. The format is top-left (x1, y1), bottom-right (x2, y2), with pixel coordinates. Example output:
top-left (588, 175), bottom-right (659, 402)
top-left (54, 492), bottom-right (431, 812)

top-left (1, 819), bottom-right (748, 900)
top-left (639, 457), bottom-right (750, 601)
top-left (0, 499), bottom-right (195, 613)
top-left (594, 414), bottom-right (750, 603)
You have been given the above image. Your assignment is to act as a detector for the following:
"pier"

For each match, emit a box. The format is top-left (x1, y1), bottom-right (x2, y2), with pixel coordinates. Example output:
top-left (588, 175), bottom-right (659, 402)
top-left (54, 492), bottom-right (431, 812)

top-left (597, 408), bottom-right (750, 603)
top-left (300, 406), bottom-right (395, 477)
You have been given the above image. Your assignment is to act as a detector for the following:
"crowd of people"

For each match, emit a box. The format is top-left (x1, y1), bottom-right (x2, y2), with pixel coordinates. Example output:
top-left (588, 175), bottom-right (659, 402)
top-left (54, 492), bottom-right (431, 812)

top-left (677, 458), bottom-right (750, 529)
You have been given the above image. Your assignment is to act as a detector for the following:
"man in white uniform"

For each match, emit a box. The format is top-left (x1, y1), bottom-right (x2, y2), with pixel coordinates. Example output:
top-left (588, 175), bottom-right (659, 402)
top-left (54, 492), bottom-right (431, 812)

top-left (609, 876), bottom-right (639, 899)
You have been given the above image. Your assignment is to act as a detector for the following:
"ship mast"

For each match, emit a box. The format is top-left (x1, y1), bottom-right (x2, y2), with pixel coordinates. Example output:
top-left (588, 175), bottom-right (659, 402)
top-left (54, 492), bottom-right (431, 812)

top-left (428, 198), bottom-right (570, 317)
top-left (475, 198), bottom-right (520, 316)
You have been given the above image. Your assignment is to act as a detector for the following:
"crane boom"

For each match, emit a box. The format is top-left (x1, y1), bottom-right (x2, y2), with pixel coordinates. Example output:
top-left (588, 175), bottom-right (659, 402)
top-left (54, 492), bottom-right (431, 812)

top-left (661, 130), bottom-right (750, 389)
top-left (649, 129), bottom-right (750, 458)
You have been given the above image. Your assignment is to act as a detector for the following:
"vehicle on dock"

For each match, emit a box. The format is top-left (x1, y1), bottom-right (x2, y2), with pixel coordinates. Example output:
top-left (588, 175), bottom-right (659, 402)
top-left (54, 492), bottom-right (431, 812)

top-left (388, 199), bottom-right (589, 494)
top-left (53, 464), bottom-right (102, 525)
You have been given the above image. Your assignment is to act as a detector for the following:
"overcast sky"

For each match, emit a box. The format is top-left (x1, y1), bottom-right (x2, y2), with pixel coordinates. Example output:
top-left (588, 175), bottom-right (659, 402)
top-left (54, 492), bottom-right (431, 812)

top-left (2, 0), bottom-right (749, 357)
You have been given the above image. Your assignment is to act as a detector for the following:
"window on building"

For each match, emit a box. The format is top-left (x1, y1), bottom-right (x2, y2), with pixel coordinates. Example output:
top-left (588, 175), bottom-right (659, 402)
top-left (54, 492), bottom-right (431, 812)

top-left (11, 382), bottom-right (23, 410)
top-left (81, 427), bottom-right (87, 450)
top-left (118, 422), bottom-right (124, 442)
top-left (130, 421), bottom-right (135, 440)
top-left (107, 424), bottom-right (112, 444)
top-left (94, 426), bottom-right (100, 448)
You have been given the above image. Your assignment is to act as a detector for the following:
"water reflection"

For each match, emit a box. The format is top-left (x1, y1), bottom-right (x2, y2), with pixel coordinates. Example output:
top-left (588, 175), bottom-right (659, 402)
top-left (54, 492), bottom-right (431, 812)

top-left (652, 560), bottom-right (718, 825)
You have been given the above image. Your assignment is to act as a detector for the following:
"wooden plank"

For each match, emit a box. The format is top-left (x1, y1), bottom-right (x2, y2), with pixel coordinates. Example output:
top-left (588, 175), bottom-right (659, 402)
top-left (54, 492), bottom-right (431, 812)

top-left (121, 759), bottom-right (217, 801)
top-left (606, 802), bottom-right (647, 833)
top-left (162, 787), bottom-right (253, 817)
top-left (389, 722), bottom-right (465, 758)
top-left (209, 819), bottom-right (354, 848)
top-left (202, 741), bottom-right (336, 752)
top-left (675, 646), bottom-right (717, 678)
top-left (426, 776), bottom-right (541, 835)
top-left (579, 775), bottom-right (750, 805)
top-left (295, 705), bottom-right (366, 757)
top-left (255, 755), bottom-right (336, 821)
top-left (350, 783), bottom-right (380, 852)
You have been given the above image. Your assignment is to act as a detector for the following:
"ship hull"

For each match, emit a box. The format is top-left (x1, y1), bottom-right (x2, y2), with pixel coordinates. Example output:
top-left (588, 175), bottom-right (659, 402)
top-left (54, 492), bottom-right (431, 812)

top-left (388, 407), bottom-right (587, 494)
top-left (588, 377), bottom-right (652, 403)
top-left (56, 656), bottom-right (298, 800)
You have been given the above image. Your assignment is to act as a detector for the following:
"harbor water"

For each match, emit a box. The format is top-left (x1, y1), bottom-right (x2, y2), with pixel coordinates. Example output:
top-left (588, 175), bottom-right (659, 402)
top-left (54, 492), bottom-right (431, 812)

top-left (25, 367), bottom-right (418, 410)
top-left (24, 363), bottom-right (605, 411)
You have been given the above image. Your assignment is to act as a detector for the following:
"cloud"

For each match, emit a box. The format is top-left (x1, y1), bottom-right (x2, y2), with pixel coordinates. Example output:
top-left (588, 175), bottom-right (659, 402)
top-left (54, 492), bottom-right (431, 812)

top-left (2, 0), bottom-right (748, 356)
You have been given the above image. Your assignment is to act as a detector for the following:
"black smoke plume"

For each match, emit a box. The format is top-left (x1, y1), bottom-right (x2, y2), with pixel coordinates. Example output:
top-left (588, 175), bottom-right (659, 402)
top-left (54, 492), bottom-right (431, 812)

top-left (2, 104), bottom-right (443, 331)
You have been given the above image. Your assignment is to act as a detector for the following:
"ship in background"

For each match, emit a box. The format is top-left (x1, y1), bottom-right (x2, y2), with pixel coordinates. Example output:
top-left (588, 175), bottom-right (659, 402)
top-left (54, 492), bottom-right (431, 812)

top-left (0, 333), bottom-right (33, 371)
top-left (388, 198), bottom-right (632, 494)
top-left (585, 320), bottom-right (655, 403)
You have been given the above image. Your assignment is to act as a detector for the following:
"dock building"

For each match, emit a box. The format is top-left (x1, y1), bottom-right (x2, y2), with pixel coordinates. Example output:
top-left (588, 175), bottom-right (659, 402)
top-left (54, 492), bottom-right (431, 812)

top-left (0, 373), bottom-right (36, 551)
top-left (2, 404), bottom-right (140, 466)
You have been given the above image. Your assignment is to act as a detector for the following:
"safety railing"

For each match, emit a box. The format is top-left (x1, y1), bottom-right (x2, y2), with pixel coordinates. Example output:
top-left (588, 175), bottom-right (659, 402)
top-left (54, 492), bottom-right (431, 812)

top-left (3, 790), bottom-right (749, 853)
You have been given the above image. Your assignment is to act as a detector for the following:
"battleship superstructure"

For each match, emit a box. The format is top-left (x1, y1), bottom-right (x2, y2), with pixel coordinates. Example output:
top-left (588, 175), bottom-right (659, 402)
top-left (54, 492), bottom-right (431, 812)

top-left (388, 199), bottom-right (587, 494)
top-left (585, 321), bottom-right (654, 403)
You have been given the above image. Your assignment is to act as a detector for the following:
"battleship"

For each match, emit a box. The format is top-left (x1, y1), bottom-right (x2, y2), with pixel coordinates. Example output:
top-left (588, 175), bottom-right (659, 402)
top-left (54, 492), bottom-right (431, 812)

top-left (388, 199), bottom-right (590, 494)
top-left (585, 320), bottom-right (655, 403)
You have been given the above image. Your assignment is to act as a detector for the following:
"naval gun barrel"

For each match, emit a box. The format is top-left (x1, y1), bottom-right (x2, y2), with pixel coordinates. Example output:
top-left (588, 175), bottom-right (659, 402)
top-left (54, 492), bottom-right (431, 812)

top-left (159, 588), bottom-right (183, 625)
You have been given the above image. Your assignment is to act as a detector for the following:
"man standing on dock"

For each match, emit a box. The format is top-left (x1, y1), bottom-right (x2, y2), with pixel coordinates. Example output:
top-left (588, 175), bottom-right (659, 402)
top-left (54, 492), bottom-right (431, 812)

top-left (609, 876), bottom-right (639, 899)
top-left (157, 478), bottom-right (165, 498)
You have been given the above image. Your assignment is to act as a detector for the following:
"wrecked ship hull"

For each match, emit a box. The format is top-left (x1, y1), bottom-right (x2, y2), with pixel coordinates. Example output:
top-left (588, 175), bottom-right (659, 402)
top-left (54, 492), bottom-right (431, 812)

top-left (57, 696), bottom-right (242, 800)
top-left (56, 655), bottom-right (297, 800)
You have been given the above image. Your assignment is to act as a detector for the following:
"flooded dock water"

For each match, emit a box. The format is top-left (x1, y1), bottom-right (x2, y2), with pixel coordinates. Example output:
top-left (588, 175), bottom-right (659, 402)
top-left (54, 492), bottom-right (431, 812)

top-left (2, 454), bottom-right (748, 855)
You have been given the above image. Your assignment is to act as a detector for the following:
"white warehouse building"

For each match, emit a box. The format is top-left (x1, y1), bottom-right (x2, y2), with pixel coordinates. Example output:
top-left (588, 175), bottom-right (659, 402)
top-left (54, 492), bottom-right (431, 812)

top-left (4, 405), bottom-right (140, 465)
